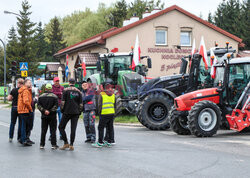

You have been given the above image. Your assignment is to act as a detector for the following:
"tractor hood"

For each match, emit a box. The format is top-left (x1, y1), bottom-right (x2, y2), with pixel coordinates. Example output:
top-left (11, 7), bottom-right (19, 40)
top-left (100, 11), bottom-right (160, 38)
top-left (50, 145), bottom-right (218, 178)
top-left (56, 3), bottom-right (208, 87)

top-left (175, 88), bottom-right (220, 111)
top-left (138, 74), bottom-right (188, 95)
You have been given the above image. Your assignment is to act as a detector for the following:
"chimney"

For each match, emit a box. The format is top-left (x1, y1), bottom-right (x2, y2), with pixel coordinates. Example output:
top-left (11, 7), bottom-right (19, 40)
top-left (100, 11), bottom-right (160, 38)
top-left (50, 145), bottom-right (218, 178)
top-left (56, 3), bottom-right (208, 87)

top-left (142, 12), bottom-right (151, 18)
top-left (129, 16), bottom-right (139, 24)
top-left (123, 19), bottom-right (130, 27)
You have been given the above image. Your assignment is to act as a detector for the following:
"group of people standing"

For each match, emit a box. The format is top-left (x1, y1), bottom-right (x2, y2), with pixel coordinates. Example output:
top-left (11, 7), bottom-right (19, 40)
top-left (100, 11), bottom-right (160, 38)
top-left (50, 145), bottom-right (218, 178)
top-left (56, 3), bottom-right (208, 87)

top-left (8, 77), bottom-right (116, 151)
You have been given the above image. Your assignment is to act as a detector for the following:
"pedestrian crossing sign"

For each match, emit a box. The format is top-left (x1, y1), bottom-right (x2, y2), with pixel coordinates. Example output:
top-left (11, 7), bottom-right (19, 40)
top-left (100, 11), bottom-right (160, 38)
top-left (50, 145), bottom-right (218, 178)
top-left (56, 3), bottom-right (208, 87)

top-left (20, 62), bottom-right (28, 71)
top-left (21, 70), bottom-right (28, 77)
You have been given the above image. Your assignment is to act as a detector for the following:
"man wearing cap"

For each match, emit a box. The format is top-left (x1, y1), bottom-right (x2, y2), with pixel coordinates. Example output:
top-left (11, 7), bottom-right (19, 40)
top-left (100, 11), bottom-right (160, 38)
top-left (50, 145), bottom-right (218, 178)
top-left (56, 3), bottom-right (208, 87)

top-left (52, 77), bottom-right (64, 140)
top-left (59, 78), bottom-right (83, 151)
top-left (37, 84), bottom-right (59, 149)
top-left (81, 81), bottom-right (96, 143)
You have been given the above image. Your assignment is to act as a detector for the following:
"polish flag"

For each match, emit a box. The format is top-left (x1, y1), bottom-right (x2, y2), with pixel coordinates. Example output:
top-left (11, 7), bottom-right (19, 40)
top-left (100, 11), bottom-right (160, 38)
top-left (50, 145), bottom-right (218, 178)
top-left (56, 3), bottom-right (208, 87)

top-left (82, 57), bottom-right (87, 77)
top-left (189, 39), bottom-right (196, 68)
top-left (131, 34), bottom-right (141, 70)
top-left (210, 49), bottom-right (218, 79)
top-left (199, 36), bottom-right (209, 70)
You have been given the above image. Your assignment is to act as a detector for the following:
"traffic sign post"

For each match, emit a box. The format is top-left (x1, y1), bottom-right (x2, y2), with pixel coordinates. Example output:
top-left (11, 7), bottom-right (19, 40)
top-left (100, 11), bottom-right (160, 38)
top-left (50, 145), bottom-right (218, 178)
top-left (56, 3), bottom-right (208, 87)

top-left (21, 70), bottom-right (28, 77)
top-left (20, 62), bottom-right (28, 71)
top-left (20, 62), bottom-right (28, 78)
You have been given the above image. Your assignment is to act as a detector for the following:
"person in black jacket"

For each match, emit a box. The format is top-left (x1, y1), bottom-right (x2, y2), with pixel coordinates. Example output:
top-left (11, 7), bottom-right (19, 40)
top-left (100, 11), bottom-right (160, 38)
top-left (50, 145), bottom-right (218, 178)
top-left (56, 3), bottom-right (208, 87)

top-left (37, 83), bottom-right (58, 149)
top-left (59, 78), bottom-right (83, 151)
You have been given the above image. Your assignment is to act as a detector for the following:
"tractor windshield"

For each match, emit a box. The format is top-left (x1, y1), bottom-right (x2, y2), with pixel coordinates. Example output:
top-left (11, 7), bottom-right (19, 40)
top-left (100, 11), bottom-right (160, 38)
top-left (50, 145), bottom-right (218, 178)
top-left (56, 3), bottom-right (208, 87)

top-left (198, 59), bottom-right (213, 88)
top-left (108, 55), bottom-right (132, 75)
top-left (228, 63), bottom-right (250, 106)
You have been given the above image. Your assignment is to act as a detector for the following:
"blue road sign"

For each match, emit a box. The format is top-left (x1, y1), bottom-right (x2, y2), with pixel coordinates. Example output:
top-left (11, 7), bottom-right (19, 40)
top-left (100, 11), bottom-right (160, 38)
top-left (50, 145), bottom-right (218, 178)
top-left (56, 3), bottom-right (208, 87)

top-left (20, 62), bottom-right (28, 71)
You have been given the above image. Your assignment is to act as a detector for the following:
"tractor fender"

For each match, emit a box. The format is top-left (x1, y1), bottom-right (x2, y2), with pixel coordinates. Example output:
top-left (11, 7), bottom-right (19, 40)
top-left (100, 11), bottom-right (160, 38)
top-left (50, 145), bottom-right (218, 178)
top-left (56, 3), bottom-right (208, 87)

top-left (139, 88), bottom-right (177, 101)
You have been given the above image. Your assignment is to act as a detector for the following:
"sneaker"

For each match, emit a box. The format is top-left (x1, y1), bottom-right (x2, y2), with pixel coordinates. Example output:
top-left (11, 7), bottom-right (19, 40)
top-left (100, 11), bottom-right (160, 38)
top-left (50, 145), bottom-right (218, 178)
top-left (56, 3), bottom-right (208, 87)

top-left (51, 145), bottom-right (59, 150)
top-left (9, 138), bottom-right (13, 142)
top-left (23, 142), bottom-right (32, 146)
top-left (103, 141), bottom-right (112, 147)
top-left (85, 139), bottom-right (91, 143)
top-left (60, 144), bottom-right (70, 150)
top-left (69, 145), bottom-right (74, 151)
top-left (90, 139), bottom-right (95, 143)
top-left (27, 139), bottom-right (35, 144)
top-left (111, 142), bottom-right (116, 145)
top-left (91, 142), bottom-right (104, 148)
top-left (40, 145), bottom-right (45, 149)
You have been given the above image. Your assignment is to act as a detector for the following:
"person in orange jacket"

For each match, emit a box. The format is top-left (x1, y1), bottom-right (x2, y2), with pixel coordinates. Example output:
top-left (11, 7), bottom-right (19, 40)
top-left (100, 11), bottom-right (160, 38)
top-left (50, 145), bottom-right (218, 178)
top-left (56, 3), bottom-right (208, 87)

top-left (18, 79), bottom-right (33, 146)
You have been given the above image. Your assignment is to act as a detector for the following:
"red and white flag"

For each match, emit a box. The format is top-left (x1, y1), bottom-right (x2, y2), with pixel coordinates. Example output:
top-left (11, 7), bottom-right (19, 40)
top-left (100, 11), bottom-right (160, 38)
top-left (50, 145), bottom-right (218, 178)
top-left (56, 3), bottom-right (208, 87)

top-left (131, 34), bottom-right (141, 70)
top-left (189, 39), bottom-right (196, 68)
top-left (199, 36), bottom-right (209, 70)
top-left (191, 39), bottom-right (196, 56)
top-left (210, 48), bottom-right (218, 79)
top-left (82, 57), bottom-right (86, 77)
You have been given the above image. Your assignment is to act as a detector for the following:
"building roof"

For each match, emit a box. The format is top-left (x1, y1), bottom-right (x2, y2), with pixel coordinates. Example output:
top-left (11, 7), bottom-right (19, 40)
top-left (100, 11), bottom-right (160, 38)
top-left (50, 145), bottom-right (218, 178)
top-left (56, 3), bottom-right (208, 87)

top-left (46, 64), bottom-right (65, 72)
top-left (75, 53), bottom-right (99, 68)
top-left (55, 5), bottom-right (243, 57)
top-left (237, 50), bottom-right (250, 58)
top-left (54, 27), bottom-right (118, 57)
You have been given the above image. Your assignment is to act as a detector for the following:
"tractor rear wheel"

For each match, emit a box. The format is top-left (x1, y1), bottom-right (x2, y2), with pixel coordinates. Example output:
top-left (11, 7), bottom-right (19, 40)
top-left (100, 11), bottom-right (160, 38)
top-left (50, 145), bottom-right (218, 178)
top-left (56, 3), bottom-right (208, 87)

top-left (188, 100), bottom-right (221, 137)
top-left (139, 93), bottom-right (171, 130)
top-left (169, 106), bottom-right (191, 135)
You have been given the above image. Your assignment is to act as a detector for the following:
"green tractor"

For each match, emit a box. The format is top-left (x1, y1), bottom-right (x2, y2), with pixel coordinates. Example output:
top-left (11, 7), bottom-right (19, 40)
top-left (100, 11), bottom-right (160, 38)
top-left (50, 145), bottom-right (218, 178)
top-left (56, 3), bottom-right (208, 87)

top-left (87, 52), bottom-right (152, 113)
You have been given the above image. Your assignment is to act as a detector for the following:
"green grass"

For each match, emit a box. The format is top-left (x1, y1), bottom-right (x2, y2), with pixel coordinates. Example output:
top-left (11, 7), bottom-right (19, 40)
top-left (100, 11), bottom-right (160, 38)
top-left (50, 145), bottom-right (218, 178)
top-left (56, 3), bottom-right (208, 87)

top-left (80, 113), bottom-right (139, 123)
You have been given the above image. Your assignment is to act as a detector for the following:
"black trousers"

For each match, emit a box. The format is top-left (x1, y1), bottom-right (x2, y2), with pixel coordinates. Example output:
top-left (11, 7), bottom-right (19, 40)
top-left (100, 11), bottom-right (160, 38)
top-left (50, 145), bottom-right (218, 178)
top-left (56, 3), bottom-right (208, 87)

top-left (59, 114), bottom-right (79, 145)
top-left (26, 112), bottom-right (34, 139)
top-left (40, 115), bottom-right (57, 146)
top-left (98, 115), bottom-right (114, 144)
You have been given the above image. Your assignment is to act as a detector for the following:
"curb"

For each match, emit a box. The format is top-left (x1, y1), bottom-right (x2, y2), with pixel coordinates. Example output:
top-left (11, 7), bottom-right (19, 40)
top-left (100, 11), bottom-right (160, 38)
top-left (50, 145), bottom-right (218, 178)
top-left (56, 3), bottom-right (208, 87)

top-left (114, 122), bottom-right (143, 127)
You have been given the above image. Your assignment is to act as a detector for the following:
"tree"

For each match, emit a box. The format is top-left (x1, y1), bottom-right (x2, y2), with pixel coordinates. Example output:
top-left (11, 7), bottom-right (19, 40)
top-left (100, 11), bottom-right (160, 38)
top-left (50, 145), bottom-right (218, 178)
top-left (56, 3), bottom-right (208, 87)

top-left (241, 0), bottom-right (250, 49)
top-left (16, 0), bottom-right (38, 75)
top-left (0, 46), bottom-right (4, 85)
top-left (33, 22), bottom-right (49, 62)
top-left (127, 0), bottom-right (165, 19)
top-left (47, 17), bottom-right (66, 60)
top-left (207, 11), bottom-right (214, 24)
top-left (108, 0), bottom-right (128, 27)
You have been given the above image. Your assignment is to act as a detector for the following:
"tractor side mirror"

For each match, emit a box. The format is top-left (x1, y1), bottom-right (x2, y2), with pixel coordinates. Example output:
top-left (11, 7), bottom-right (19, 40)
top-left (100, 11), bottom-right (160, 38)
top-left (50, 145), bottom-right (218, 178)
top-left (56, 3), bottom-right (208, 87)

top-left (147, 57), bottom-right (152, 68)
top-left (96, 61), bottom-right (101, 71)
top-left (179, 58), bottom-right (188, 74)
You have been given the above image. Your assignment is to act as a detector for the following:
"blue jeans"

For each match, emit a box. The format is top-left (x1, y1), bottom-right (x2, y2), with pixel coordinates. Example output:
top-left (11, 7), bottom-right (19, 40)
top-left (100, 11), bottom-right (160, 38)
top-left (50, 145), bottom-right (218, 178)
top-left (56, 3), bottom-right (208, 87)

top-left (19, 113), bottom-right (30, 143)
top-left (57, 107), bottom-right (62, 136)
top-left (57, 107), bottom-right (62, 123)
top-left (9, 107), bottom-right (21, 139)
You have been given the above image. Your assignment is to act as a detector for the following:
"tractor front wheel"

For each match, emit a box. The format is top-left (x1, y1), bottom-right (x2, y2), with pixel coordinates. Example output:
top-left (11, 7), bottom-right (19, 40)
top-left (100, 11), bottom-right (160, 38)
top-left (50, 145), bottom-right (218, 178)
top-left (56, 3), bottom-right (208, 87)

top-left (169, 106), bottom-right (191, 135)
top-left (188, 100), bottom-right (221, 137)
top-left (139, 93), bottom-right (171, 130)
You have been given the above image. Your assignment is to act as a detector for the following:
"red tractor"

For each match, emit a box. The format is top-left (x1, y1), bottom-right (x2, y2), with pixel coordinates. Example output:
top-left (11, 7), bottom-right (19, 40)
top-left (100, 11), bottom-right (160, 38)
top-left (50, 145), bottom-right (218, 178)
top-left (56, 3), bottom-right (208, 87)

top-left (169, 57), bottom-right (250, 137)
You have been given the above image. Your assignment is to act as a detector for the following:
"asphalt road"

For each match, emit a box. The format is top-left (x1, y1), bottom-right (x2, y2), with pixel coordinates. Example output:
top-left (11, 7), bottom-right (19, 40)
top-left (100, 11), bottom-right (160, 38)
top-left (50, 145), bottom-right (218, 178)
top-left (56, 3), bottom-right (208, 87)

top-left (0, 107), bottom-right (250, 178)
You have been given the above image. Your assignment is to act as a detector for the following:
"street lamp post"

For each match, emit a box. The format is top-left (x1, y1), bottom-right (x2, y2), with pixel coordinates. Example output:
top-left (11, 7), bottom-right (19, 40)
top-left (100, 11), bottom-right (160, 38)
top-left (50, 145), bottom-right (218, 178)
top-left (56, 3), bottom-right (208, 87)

top-left (0, 39), bottom-right (7, 103)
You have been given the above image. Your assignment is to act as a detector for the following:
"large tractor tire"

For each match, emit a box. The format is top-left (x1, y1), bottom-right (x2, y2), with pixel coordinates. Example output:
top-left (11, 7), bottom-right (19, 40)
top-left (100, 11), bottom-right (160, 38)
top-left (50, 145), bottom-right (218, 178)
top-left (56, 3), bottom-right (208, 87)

top-left (169, 106), bottom-right (191, 135)
top-left (115, 93), bottom-right (123, 116)
top-left (139, 93), bottom-right (172, 130)
top-left (188, 100), bottom-right (221, 137)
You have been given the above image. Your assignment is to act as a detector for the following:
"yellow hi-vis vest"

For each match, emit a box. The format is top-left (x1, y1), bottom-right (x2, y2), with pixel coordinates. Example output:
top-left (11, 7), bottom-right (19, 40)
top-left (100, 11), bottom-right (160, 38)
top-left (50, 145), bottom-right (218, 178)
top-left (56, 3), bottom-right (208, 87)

top-left (101, 92), bottom-right (115, 115)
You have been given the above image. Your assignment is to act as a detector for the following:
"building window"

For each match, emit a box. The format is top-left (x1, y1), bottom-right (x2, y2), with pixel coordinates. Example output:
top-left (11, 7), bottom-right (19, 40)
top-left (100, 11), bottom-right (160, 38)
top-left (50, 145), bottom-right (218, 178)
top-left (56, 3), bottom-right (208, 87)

top-left (155, 30), bottom-right (167, 45)
top-left (180, 31), bottom-right (191, 46)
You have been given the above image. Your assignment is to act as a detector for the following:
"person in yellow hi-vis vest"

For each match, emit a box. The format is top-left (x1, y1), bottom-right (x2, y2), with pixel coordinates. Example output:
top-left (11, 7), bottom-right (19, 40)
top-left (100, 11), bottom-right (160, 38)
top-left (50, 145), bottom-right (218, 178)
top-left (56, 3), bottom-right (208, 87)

top-left (92, 83), bottom-right (116, 148)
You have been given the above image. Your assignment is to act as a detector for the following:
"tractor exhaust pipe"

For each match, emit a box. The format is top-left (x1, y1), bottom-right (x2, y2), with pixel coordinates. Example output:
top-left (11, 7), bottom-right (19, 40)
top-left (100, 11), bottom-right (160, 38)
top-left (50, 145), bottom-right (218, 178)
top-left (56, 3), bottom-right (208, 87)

top-left (235, 81), bottom-right (250, 109)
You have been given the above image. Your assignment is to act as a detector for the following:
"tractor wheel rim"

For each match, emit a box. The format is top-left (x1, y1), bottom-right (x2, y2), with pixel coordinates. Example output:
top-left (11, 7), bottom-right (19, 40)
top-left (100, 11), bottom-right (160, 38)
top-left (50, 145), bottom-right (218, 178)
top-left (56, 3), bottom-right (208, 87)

top-left (148, 103), bottom-right (167, 121)
top-left (198, 108), bottom-right (217, 131)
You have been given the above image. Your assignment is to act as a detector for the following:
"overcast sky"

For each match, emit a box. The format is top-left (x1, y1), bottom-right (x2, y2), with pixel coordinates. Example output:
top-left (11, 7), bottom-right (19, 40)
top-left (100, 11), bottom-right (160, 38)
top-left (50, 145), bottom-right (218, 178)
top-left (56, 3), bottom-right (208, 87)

top-left (0, 0), bottom-right (224, 42)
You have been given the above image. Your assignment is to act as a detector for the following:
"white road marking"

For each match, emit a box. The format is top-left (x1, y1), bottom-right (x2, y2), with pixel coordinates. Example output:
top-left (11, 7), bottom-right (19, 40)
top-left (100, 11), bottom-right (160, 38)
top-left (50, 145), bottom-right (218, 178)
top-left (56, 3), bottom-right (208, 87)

top-left (0, 121), bottom-right (9, 128)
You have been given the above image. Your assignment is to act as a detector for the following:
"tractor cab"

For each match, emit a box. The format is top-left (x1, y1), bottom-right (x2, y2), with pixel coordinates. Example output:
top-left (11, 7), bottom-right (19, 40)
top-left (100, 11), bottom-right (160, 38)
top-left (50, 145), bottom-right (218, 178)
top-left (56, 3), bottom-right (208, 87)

top-left (94, 52), bottom-right (152, 97)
